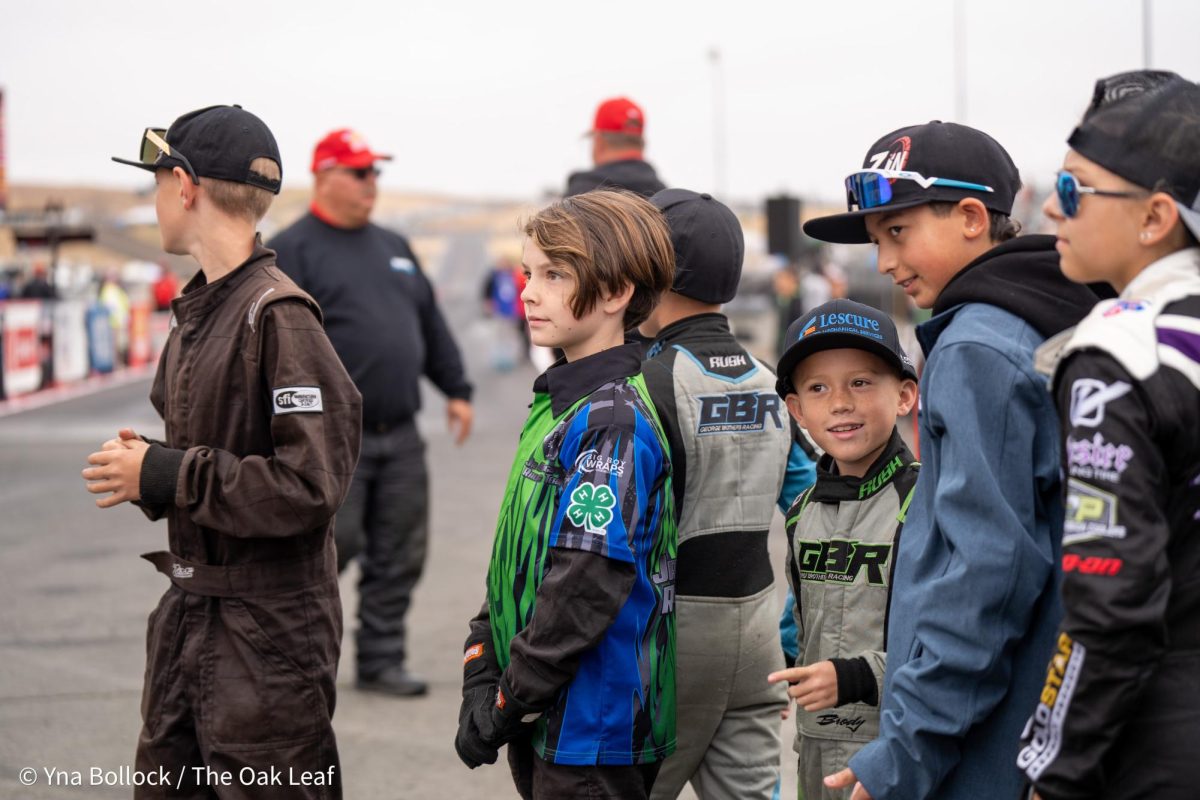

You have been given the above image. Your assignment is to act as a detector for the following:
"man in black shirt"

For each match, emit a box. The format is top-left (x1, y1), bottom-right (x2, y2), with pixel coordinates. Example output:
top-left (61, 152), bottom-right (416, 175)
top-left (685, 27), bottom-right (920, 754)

top-left (271, 128), bottom-right (474, 697)
top-left (565, 97), bottom-right (666, 198)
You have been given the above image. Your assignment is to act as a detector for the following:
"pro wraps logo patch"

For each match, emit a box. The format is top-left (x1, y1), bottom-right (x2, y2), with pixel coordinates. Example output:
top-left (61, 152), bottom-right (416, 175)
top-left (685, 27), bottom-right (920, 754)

top-left (566, 482), bottom-right (616, 536)
top-left (696, 391), bottom-right (785, 435)
top-left (272, 386), bottom-right (324, 415)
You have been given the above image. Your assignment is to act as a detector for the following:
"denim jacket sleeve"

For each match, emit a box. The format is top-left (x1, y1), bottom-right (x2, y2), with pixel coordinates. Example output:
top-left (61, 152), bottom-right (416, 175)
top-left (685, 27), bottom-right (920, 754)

top-left (850, 338), bottom-right (1059, 799)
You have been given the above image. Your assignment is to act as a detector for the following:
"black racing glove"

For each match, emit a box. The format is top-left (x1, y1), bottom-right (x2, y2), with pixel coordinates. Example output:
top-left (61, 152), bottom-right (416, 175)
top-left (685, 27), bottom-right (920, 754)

top-left (487, 675), bottom-right (540, 748)
top-left (454, 638), bottom-right (502, 769)
top-left (455, 683), bottom-right (500, 769)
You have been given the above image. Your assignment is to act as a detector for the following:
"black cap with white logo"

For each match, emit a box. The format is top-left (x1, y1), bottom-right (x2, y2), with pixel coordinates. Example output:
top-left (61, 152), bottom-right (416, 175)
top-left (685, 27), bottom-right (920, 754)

top-left (651, 188), bottom-right (744, 305)
top-left (803, 121), bottom-right (1021, 244)
top-left (775, 299), bottom-right (917, 397)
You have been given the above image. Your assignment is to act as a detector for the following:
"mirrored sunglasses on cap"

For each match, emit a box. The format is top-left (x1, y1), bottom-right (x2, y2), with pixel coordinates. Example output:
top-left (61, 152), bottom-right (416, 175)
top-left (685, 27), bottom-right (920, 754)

top-left (139, 128), bottom-right (200, 185)
top-left (1053, 170), bottom-right (1146, 218)
top-left (845, 168), bottom-right (994, 211)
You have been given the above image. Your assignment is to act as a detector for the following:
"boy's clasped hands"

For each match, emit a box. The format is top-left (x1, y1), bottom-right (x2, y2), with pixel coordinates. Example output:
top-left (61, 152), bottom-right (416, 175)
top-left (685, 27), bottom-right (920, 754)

top-left (81, 428), bottom-right (147, 508)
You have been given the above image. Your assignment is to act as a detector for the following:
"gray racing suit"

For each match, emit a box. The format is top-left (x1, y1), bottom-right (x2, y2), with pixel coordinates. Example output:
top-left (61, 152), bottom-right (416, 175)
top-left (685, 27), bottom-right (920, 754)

top-left (643, 313), bottom-right (816, 800)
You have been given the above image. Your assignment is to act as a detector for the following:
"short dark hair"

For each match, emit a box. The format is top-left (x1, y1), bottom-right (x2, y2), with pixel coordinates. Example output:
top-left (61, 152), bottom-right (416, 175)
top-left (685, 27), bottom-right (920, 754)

top-left (597, 130), bottom-right (645, 151)
top-left (927, 200), bottom-right (1021, 242)
top-left (523, 190), bottom-right (674, 328)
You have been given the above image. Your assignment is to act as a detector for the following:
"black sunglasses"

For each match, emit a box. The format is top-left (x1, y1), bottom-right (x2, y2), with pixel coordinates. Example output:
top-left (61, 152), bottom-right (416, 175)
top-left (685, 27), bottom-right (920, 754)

top-left (140, 128), bottom-right (200, 185)
top-left (340, 165), bottom-right (381, 180)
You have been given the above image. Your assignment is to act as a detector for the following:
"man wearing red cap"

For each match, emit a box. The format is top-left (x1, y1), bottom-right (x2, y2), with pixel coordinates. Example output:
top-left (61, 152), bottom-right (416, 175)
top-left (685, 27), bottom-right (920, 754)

top-left (565, 97), bottom-right (667, 198)
top-left (271, 129), bottom-right (474, 697)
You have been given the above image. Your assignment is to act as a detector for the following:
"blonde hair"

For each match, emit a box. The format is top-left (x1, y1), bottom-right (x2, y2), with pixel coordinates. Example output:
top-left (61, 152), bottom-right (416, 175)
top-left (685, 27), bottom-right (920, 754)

top-left (203, 157), bottom-right (280, 222)
top-left (523, 190), bottom-right (674, 328)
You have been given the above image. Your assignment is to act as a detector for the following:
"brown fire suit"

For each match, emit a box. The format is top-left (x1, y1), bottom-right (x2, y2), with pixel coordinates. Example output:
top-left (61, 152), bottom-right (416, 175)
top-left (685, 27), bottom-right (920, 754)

top-left (131, 243), bottom-right (361, 799)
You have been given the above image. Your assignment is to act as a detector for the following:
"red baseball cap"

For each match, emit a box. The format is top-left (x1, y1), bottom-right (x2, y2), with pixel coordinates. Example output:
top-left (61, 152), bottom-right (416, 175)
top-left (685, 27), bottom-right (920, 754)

top-left (311, 129), bottom-right (393, 173)
top-left (589, 97), bottom-right (646, 136)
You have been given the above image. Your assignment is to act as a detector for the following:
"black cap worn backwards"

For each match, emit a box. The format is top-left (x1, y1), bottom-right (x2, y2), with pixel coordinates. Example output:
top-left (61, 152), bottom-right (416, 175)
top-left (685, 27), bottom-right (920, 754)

top-left (775, 298), bottom-right (918, 398)
top-left (651, 188), bottom-right (744, 304)
top-left (112, 105), bottom-right (282, 194)
top-left (1068, 70), bottom-right (1200, 242)
top-left (803, 121), bottom-right (1021, 244)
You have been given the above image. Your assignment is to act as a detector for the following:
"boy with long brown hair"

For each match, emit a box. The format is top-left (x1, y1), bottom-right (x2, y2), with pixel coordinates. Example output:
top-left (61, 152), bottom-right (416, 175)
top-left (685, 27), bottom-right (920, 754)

top-left (455, 190), bottom-right (678, 799)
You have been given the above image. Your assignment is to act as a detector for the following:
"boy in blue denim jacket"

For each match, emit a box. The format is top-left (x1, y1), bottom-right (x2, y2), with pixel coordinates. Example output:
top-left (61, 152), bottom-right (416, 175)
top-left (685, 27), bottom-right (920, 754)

top-left (801, 122), bottom-right (1105, 799)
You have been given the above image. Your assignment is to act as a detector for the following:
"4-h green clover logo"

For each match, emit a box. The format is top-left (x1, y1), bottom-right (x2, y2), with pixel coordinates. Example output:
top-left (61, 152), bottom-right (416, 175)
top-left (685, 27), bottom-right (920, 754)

top-left (567, 482), bottom-right (617, 536)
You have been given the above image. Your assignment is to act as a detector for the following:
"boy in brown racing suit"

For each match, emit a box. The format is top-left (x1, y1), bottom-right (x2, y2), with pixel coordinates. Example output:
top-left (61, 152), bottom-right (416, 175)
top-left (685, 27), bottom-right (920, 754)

top-left (84, 105), bottom-right (361, 799)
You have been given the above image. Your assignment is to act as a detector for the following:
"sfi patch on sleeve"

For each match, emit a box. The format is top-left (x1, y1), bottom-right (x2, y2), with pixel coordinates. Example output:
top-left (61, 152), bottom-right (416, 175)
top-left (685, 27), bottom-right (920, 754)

top-left (272, 386), bottom-right (324, 415)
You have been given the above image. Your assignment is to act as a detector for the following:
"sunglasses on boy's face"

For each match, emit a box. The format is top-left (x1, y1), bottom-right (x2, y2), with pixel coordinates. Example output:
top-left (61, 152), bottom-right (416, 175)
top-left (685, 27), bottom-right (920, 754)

top-left (1053, 170), bottom-right (1147, 218)
top-left (138, 128), bottom-right (200, 185)
top-left (844, 169), bottom-right (995, 211)
top-left (337, 166), bottom-right (381, 180)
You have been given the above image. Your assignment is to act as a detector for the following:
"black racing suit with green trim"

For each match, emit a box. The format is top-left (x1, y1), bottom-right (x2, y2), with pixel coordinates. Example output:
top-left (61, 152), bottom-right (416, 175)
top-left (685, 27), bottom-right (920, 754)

top-left (1019, 249), bottom-right (1200, 800)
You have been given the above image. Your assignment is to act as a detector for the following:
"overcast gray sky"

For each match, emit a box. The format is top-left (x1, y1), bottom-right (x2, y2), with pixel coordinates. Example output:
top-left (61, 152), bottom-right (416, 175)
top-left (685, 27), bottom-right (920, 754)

top-left (2, 0), bottom-right (1198, 207)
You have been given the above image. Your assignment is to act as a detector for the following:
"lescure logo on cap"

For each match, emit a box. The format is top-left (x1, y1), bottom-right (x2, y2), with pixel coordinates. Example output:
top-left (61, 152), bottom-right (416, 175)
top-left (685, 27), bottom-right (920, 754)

top-left (801, 311), bottom-right (885, 342)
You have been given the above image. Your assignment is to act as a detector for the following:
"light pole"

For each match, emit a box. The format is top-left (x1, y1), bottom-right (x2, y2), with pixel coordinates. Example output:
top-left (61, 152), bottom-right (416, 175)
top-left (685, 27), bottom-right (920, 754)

top-left (1143, 0), bottom-right (1153, 68)
top-left (953, 0), bottom-right (967, 123)
top-left (709, 46), bottom-right (728, 198)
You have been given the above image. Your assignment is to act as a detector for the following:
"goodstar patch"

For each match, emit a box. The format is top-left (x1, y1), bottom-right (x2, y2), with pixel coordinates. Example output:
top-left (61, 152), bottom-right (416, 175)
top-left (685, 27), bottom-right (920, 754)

top-left (272, 386), bottom-right (324, 415)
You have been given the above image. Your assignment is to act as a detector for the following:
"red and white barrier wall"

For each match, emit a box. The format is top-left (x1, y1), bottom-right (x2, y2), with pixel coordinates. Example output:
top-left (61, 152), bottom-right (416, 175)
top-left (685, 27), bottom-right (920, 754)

top-left (0, 299), bottom-right (168, 406)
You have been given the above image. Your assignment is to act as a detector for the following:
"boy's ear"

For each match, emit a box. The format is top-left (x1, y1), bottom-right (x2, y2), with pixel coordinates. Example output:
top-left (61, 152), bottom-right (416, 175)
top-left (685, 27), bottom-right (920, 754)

top-left (784, 392), bottom-right (807, 430)
top-left (896, 378), bottom-right (918, 417)
top-left (1139, 192), bottom-right (1183, 247)
top-left (600, 280), bottom-right (636, 317)
top-left (174, 166), bottom-right (197, 211)
top-left (958, 198), bottom-right (990, 242)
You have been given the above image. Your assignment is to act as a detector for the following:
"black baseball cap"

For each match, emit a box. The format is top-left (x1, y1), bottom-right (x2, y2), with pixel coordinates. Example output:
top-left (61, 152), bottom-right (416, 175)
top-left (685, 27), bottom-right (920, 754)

top-left (651, 188), bottom-right (744, 304)
top-left (1068, 70), bottom-right (1200, 241)
top-left (112, 105), bottom-right (282, 194)
top-left (803, 121), bottom-right (1021, 244)
top-left (775, 299), bottom-right (917, 398)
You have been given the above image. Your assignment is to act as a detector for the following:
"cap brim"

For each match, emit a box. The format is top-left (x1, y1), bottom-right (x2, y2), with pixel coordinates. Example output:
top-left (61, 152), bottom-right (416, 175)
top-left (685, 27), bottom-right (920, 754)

top-left (111, 156), bottom-right (157, 173)
top-left (1176, 201), bottom-right (1200, 244)
top-left (802, 198), bottom-right (935, 244)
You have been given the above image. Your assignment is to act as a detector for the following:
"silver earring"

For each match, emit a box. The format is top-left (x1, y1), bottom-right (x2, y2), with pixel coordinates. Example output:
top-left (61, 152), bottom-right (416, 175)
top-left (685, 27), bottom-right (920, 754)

top-left (1140, 232), bottom-right (1150, 241)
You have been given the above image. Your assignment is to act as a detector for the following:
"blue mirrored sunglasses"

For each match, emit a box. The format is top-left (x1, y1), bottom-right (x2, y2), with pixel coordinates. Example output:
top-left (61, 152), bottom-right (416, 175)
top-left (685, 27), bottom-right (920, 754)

top-left (845, 169), bottom-right (994, 211)
top-left (1053, 170), bottom-right (1145, 218)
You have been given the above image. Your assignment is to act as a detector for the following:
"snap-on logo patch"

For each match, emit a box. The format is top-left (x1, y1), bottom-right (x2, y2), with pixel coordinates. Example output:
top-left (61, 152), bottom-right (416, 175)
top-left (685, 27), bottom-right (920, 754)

top-left (272, 386), bottom-right (324, 415)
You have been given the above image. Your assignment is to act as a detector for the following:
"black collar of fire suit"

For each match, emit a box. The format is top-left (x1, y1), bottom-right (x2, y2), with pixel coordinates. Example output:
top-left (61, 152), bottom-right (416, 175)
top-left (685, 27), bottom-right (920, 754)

top-left (534, 342), bottom-right (644, 417)
top-left (810, 428), bottom-right (915, 503)
top-left (647, 312), bottom-right (731, 356)
top-left (172, 236), bottom-right (275, 321)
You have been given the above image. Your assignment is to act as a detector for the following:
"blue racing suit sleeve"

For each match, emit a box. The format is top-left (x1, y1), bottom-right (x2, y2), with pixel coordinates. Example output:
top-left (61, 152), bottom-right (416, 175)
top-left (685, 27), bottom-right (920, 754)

top-left (777, 421), bottom-right (818, 514)
top-left (777, 439), bottom-right (817, 514)
top-left (849, 341), bottom-right (1059, 799)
